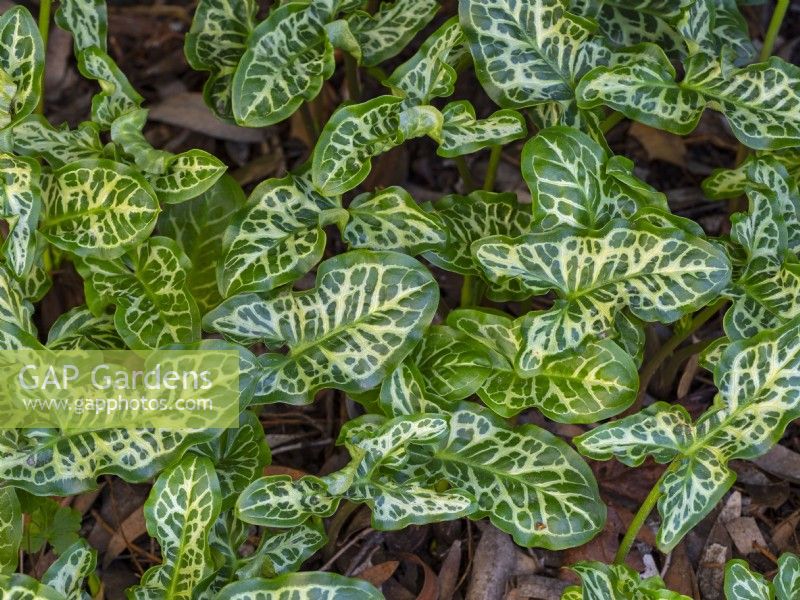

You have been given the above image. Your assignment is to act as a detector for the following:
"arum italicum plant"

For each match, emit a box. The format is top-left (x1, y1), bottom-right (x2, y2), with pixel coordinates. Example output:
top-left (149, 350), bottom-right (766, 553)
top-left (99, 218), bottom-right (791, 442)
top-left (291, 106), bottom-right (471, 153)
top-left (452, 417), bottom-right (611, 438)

top-left (0, 0), bottom-right (799, 597)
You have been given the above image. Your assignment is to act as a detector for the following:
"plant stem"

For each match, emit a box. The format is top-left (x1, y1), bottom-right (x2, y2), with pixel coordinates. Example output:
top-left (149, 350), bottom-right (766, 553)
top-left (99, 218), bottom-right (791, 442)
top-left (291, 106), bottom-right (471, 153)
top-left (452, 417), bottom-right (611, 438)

top-left (483, 145), bottom-right (502, 191)
top-left (460, 275), bottom-right (485, 307)
top-left (36, 0), bottom-right (51, 114)
top-left (454, 156), bottom-right (477, 192)
top-left (614, 466), bottom-right (670, 564)
top-left (760, 0), bottom-right (790, 61)
top-left (344, 53), bottom-right (361, 102)
top-left (633, 298), bottom-right (728, 410)
top-left (600, 110), bottom-right (625, 134)
top-left (299, 101), bottom-right (320, 140)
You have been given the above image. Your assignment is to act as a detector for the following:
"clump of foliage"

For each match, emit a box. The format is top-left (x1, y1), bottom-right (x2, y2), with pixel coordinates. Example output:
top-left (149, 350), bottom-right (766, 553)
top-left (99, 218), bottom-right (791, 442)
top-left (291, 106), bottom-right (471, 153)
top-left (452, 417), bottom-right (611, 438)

top-left (1, 0), bottom-right (799, 598)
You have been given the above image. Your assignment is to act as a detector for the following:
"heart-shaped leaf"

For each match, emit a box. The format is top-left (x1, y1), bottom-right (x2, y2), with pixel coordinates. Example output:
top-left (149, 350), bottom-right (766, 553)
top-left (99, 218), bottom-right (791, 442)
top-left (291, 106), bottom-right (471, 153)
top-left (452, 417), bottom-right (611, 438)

top-left (205, 251), bottom-right (439, 404)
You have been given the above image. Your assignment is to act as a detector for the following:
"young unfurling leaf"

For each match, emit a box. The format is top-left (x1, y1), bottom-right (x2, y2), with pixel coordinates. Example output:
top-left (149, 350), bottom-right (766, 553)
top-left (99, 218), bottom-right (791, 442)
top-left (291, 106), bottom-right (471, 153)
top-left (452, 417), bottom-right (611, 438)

top-left (205, 251), bottom-right (439, 404)
top-left (474, 219), bottom-right (731, 370)
top-left (76, 47), bottom-right (143, 129)
top-left (0, 153), bottom-right (41, 277)
top-left (564, 560), bottom-right (692, 599)
top-left (436, 101), bottom-right (526, 158)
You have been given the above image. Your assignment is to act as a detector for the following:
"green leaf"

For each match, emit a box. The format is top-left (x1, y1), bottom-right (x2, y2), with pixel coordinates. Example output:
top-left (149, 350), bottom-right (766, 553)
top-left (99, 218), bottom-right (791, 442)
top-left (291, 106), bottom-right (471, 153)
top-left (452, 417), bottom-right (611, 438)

top-left (0, 6), bottom-right (44, 128)
top-left (216, 573), bottom-right (383, 600)
top-left (312, 95), bottom-right (441, 195)
top-left (342, 186), bottom-right (447, 254)
top-left (431, 407), bottom-right (605, 549)
top-left (522, 126), bottom-right (667, 229)
top-left (775, 553), bottom-right (800, 600)
top-left (237, 475), bottom-right (341, 528)
top-left (474, 219), bottom-right (731, 370)
top-left (0, 574), bottom-right (66, 600)
top-left (41, 159), bottom-right (159, 259)
top-left (217, 167), bottom-right (340, 297)
top-left (0, 487), bottom-right (22, 574)
top-left (235, 524), bottom-right (327, 579)
top-left (205, 251), bottom-right (439, 404)
top-left (383, 17), bottom-right (467, 104)
top-left (159, 174), bottom-right (246, 312)
top-left (185, 0), bottom-right (257, 121)
top-left (568, 560), bottom-right (692, 600)
top-left (76, 237), bottom-right (200, 349)
top-left (577, 314), bottom-right (800, 551)
top-left (724, 560), bottom-right (774, 600)
top-left (346, 0), bottom-right (439, 67)
top-left (41, 539), bottom-right (97, 600)
top-left (460, 0), bottom-right (613, 108)
top-left (436, 100), bottom-right (526, 158)
top-left (232, 2), bottom-right (332, 127)
top-left (0, 263), bottom-right (36, 337)
top-left (195, 411), bottom-right (271, 511)
top-left (378, 361), bottom-right (443, 416)
top-left (76, 47), bottom-right (143, 129)
top-left (129, 454), bottom-right (221, 600)
top-left (577, 50), bottom-right (800, 150)
top-left (1, 428), bottom-right (217, 496)
top-left (448, 309), bottom-right (638, 422)
top-left (0, 153), bottom-right (41, 277)
top-left (11, 116), bottom-right (104, 167)
top-left (55, 0), bottom-right (107, 53)
top-left (423, 191), bottom-right (531, 276)
top-left (147, 150), bottom-right (227, 205)
top-left (46, 305), bottom-right (124, 349)
top-left (20, 495), bottom-right (82, 555)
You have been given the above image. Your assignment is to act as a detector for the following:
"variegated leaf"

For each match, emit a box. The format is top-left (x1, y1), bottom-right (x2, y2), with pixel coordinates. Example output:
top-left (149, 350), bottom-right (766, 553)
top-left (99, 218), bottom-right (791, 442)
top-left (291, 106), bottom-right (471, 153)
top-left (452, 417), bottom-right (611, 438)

top-left (568, 560), bottom-right (691, 600)
top-left (0, 6), bottom-right (44, 129)
top-left (159, 174), bottom-right (246, 312)
top-left (146, 150), bottom-right (227, 205)
top-left (232, 2), bottom-right (332, 127)
top-left (423, 191), bottom-right (531, 276)
top-left (775, 553), bottom-right (800, 600)
top-left (312, 95), bottom-right (441, 195)
top-left (41, 539), bottom-right (96, 600)
top-left (195, 411), bottom-right (271, 510)
top-left (205, 251), bottom-right (438, 404)
top-left (460, 0), bottom-right (614, 108)
top-left (217, 168), bottom-right (341, 297)
top-left (578, 50), bottom-right (800, 150)
top-left (216, 573), bottom-right (383, 600)
top-left (0, 263), bottom-right (36, 337)
top-left (11, 116), bottom-right (103, 167)
top-left (185, 0), bottom-right (257, 121)
top-left (383, 17), bottom-right (467, 104)
top-left (724, 560), bottom-right (773, 600)
top-left (55, 0), bottom-right (107, 53)
top-left (346, 0), bottom-right (438, 67)
top-left (0, 574), bottom-right (65, 600)
top-left (473, 219), bottom-right (731, 370)
top-left (343, 186), bottom-right (446, 254)
top-left (522, 126), bottom-right (667, 229)
top-left (237, 475), bottom-right (341, 528)
top-left (0, 153), bottom-right (41, 277)
top-left (41, 159), bottom-right (159, 259)
top-left (46, 305), bottom-right (124, 349)
top-left (76, 47), bottom-right (143, 129)
top-left (378, 362), bottom-right (444, 416)
top-left (436, 101), bottom-right (526, 158)
top-left (235, 524), bottom-right (327, 579)
top-left (76, 237), bottom-right (200, 349)
top-left (129, 454), bottom-right (221, 600)
top-left (448, 309), bottom-right (638, 422)
top-left (0, 487), bottom-right (22, 574)
top-left (431, 407), bottom-right (605, 548)
top-left (570, 0), bottom-right (689, 58)
top-left (0, 428), bottom-right (217, 496)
